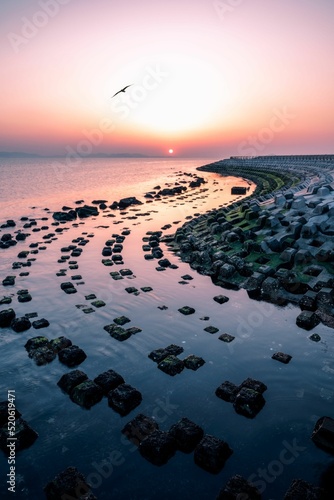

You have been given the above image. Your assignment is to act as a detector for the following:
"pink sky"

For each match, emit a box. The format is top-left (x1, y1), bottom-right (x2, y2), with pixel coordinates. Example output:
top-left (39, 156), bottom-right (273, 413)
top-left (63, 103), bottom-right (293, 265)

top-left (0, 0), bottom-right (333, 157)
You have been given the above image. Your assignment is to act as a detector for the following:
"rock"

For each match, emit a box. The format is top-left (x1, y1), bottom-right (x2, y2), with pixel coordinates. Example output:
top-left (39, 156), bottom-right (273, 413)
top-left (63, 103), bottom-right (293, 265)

top-left (11, 316), bottom-right (31, 333)
top-left (108, 383), bottom-right (142, 416)
top-left (283, 478), bottom-right (325, 499)
top-left (213, 295), bottom-right (229, 304)
top-left (183, 355), bottom-right (205, 371)
top-left (17, 292), bottom-right (32, 303)
top-left (44, 466), bottom-right (96, 500)
top-left (94, 369), bottom-right (125, 395)
top-left (241, 378), bottom-right (267, 394)
top-left (29, 345), bottom-right (56, 365)
top-left (118, 197), bottom-right (142, 209)
top-left (53, 210), bottom-right (77, 222)
top-left (76, 205), bottom-right (98, 218)
top-left (57, 370), bottom-right (88, 394)
top-left (139, 430), bottom-right (177, 466)
top-left (148, 344), bottom-right (184, 363)
top-left (194, 434), bottom-right (233, 474)
top-left (296, 311), bottom-right (320, 330)
top-left (299, 291), bottom-right (317, 311)
top-left (218, 333), bottom-right (235, 343)
top-left (309, 333), bottom-right (321, 342)
top-left (204, 326), bottom-right (219, 334)
top-left (0, 296), bottom-right (12, 305)
top-left (125, 287), bottom-right (139, 294)
top-left (158, 355), bottom-right (184, 376)
top-left (233, 387), bottom-right (266, 418)
top-left (169, 417), bottom-right (204, 453)
top-left (215, 381), bottom-right (240, 403)
top-left (91, 300), bottom-right (105, 308)
top-left (217, 474), bottom-right (262, 499)
top-left (104, 324), bottom-right (131, 341)
top-left (272, 352), bottom-right (292, 364)
top-left (122, 413), bottom-right (159, 446)
top-left (0, 417), bottom-right (38, 453)
top-left (70, 380), bottom-right (103, 408)
top-left (58, 345), bottom-right (87, 367)
top-left (311, 416), bottom-right (334, 454)
top-left (178, 306), bottom-right (195, 315)
top-left (32, 318), bottom-right (50, 329)
top-left (114, 316), bottom-right (131, 326)
top-left (0, 308), bottom-right (16, 328)
top-left (158, 258), bottom-right (171, 268)
top-left (2, 276), bottom-right (15, 286)
top-left (49, 336), bottom-right (72, 353)
top-left (141, 286), bottom-right (153, 293)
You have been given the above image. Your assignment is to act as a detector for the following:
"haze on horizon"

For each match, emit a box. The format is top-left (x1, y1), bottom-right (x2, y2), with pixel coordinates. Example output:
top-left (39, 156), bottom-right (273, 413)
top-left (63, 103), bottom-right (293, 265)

top-left (0, 0), bottom-right (333, 158)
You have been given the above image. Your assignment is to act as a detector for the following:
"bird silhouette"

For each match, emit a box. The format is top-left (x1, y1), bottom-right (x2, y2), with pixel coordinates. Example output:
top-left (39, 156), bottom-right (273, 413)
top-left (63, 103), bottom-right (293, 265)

top-left (111, 85), bottom-right (133, 98)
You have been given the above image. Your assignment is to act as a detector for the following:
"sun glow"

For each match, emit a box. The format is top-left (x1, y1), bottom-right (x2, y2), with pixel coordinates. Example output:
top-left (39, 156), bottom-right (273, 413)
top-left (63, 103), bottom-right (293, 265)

top-left (168, 149), bottom-right (174, 154)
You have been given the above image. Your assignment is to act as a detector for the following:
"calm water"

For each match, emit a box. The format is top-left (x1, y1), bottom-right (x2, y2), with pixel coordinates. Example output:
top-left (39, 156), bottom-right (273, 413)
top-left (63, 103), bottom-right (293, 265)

top-left (0, 159), bottom-right (333, 499)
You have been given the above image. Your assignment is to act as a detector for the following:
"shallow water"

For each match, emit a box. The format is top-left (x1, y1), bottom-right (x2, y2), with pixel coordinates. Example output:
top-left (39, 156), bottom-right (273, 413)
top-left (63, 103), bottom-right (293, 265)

top-left (0, 159), bottom-right (333, 499)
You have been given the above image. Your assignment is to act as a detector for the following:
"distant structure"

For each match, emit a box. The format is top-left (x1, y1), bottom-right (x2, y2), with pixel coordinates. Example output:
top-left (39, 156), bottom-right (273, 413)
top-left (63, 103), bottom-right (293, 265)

top-left (230, 155), bottom-right (334, 162)
top-left (231, 186), bottom-right (247, 195)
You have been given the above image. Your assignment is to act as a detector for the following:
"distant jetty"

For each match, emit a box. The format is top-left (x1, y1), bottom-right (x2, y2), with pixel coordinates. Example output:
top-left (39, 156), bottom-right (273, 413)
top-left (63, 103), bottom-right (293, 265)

top-left (168, 155), bottom-right (334, 330)
top-left (231, 186), bottom-right (247, 195)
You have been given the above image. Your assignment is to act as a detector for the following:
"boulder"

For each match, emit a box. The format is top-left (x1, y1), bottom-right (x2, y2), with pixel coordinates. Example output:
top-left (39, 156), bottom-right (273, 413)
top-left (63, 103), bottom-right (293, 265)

top-left (158, 355), bottom-right (184, 376)
top-left (299, 291), bottom-right (317, 311)
top-left (194, 434), bottom-right (233, 474)
top-left (70, 381), bottom-right (103, 408)
top-left (218, 333), bottom-right (235, 343)
top-left (148, 344), bottom-right (184, 363)
top-left (49, 336), bottom-right (72, 353)
top-left (93, 369), bottom-right (125, 395)
top-left (272, 352), bottom-right (292, 364)
top-left (58, 370), bottom-right (89, 394)
top-left (0, 308), bottom-right (16, 328)
top-left (118, 197), bottom-right (142, 209)
top-left (311, 416), bottom-right (334, 454)
top-left (58, 345), bottom-right (87, 367)
top-left (11, 316), bottom-right (31, 333)
top-left (169, 417), bottom-right (204, 453)
top-left (122, 414), bottom-right (159, 446)
top-left (283, 478), bottom-right (325, 499)
top-left (296, 311), bottom-right (320, 330)
top-left (32, 318), bottom-right (50, 329)
top-left (183, 355), bottom-right (205, 371)
top-left (75, 205), bottom-right (98, 218)
top-left (217, 474), bottom-right (261, 499)
top-left (215, 381), bottom-right (240, 403)
top-left (213, 295), bottom-right (229, 305)
top-left (139, 430), bottom-right (177, 466)
top-left (233, 387), bottom-right (266, 418)
top-left (104, 324), bottom-right (131, 341)
top-left (108, 383), bottom-right (142, 416)
top-left (44, 466), bottom-right (96, 500)
top-left (178, 306), bottom-right (195, 315)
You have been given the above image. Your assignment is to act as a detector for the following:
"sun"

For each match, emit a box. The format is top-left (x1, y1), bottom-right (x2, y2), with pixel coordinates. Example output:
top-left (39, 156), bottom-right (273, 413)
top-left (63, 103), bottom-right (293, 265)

top-left (168, 149), bottom-right (174, 154)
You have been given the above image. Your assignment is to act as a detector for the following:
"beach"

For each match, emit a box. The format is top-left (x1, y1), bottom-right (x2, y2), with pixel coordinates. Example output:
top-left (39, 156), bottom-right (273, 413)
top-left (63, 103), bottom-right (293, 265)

top-left (1, 157), bottom-right (334, 499)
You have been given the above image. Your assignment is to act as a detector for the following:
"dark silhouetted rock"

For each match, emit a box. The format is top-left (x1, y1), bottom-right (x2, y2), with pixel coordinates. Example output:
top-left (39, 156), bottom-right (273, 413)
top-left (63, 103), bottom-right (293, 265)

top-left (283, 478), bottom-right (325, 499)
top-left (104, 324), bottom-right (131, 341)
top-left (139, 430), bottom-right (177, 465)
top-left (122, 413), bottom-right (159, 446)
top-left (183, 355), bottom-right (205, 371)
top-left (49, 336), bottom-right (72, 353)
top-left (118, 197), bottom-right (142, 209)
top-left (113, 316), bottom-right (131, 326)
top-left (148, 344), bottom-right (184, 363)
top-left (296, 311), bottom-right (320, 330)
top-left (272, 352), bottom-right (292, 364)
top-left (2, 276), bottom-right (15, 286)
top-left (70, 381), bottom-right (103, 408)
top-left (11, 316), bottom-right (31, 333)
top-left (169, 417), bottom-right (204, 453)
top-left (76, 205), bottom-right (98, 218)
top-left (215, 381), bottom-right (240, 403)
top-left (241, 378), bottom-right (267, 394)
top-left (57, 370), bottom-right (88, 394)
top-left (94, 369), bottom-right (125, 395)
top-left (233, 388), bottom-right (266, 418)
top-left (309, 333), bottom-right (321, 342)
top-left (213, 295), bottom-right (229, 304)
top-left (158, 355), bottom-right (184, 376)
top-left (178, 306), bottom-right (195, 315)
top-left (0, 308), bottom-right (16, 328)
top-left (311, 416), bottom-right (334, 454)
top-left (32, 318), bottom-right (50, 329)
top-left (58, 345), bottom-right (87, 367)
top-left (218, 333), bottom-right (235, 343)
top-left (204, 326), bottom-right (219, 334)
top-left (44, 466), bottom-right (96, 500)
top-left (108, 383), bottom-right (142, 416)
top-left (217, 474), bottom-right (262, 499)
top-left (194, 434), bottom-right (233, 474)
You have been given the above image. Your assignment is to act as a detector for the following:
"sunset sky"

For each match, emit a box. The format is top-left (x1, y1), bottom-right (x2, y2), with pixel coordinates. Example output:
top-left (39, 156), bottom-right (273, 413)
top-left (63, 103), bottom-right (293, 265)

top-left (0, 0), bottom-right (333, 157)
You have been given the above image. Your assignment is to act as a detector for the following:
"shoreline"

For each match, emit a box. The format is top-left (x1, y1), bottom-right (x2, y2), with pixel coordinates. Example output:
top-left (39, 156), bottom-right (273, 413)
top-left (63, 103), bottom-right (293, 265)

top-left (168, 155), bottom-right (334, 330)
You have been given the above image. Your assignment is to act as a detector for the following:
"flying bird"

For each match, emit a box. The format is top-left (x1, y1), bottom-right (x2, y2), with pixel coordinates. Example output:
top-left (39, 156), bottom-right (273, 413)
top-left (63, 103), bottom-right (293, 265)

top-left (111, 85), bottom-right (133, 98)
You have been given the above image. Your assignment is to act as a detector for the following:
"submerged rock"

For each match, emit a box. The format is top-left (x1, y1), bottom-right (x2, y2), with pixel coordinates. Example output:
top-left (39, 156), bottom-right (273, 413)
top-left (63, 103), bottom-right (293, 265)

top-left (218, 333), bottom-right (235, 343)
top-left (57, 370), bottom-right (89, 394)
top-left (94, 369), bottom-right (125, 395)
top-left (104, 324), bottom-right (131, 341)
top-left (233, 387), bottom-right (266, 419)
top-left (215, 381), bottom-right (240, 403)
top-left (272, 351), bottom-right (292, 364)
top-left (311, 416), bottom-right (334, 454)
top-left (139, 430), bottom-right (177, 466)
top-left (213, 295), bottom-right (229, 304)
top-left (283, 478), bottom-right (325, 499)
top-left (183, 355), bottom-right (205, 371)
top-left (158, 355), bottom-right (184, 376)
top-left (217, 474), bottom-right (261, 499)
top-left (122, 413), bottom-right (159, 446)
top-left (108, 383), bottom-right (142, 416)
top-left (44, 466), bottom-right (96, 500)
top-left (58, 345), bottom-right (87, 367)
top-left (32, 318), bottom-right (50, 329)
top-left (11, 316), bottom-right (31, 333)
top-left (70, 380), bottom-right (103, 408)
top-left (148, 344), bottom-right (184, 363)
top-left (296, 311), bottom-right (320, 330)
top-left (169, 417), bottom-right (204, 453)
top-left (178, 306), bottom-right (195, 315)
top-left (194, 434), bottom-right (233, 474)
top-left (0, 308), bottom-right (16, 328)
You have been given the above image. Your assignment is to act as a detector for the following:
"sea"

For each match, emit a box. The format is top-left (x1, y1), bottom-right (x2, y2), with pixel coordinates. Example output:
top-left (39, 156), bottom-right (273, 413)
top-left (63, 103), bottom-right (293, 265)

top-left (0, 158), bottom-right (333, 499)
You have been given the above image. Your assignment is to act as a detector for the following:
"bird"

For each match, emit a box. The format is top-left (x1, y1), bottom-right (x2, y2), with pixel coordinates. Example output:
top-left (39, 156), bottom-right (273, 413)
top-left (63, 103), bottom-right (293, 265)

top-left (111, 85), bottom-right (133, 98)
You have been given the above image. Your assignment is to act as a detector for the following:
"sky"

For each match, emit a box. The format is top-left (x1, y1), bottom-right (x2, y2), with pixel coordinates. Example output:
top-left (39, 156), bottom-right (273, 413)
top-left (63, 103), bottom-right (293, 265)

top-left (0, 0), bottom-right (333, 157)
